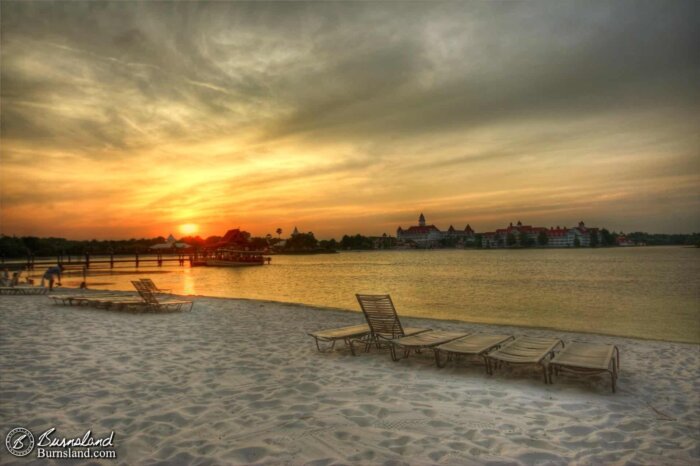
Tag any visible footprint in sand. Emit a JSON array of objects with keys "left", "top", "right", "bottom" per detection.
[{"left": 228, "top": 446, "right": 269, "bottom": 463}]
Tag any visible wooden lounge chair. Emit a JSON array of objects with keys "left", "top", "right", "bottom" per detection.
[
  {"left": 308, "top": 324, "right": 371, "bottom": 355},
  {"left": 50, "top": 292, "right": 131, "bottom": 305},
  {"left": 354, "top": 294, "right": 431, "bottom": 355},
  {"left": 434, "top": 334, "right": 515, "bottom": 370},
  {"left": 85, "top": 296, "right": 146, "bottom": 311},
  {"left": 131, "top": 281, "right": 193, "bottom": 312},
  {"left": 52, "top": 294, "right": 103, "bottom": 306},
  {"left": 549, "top": 342, "right": 620, "bottom": 392},
  {"left": 50, "top": 292, "right": 145, "bottom": 310},
  {"left": 486, "top": 336, "right": 564, "bottom": 384},
  {"left": 0, "top": 285, "right": 48, "bottom": 295},
  {"left": 0, "top": 270, "right": 47, "bottom": 295},
  {"left": 140, "top": 278, "right": 171, "bottom": 294},
  {"left": 389, "top": 330, "right": 469, "bottom": 362}
]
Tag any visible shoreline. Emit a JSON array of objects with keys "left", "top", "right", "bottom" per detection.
[
  {"left": 1, "top": 293, "right": 698, "bottom": 464},
  {"left": 195, "top": 295, "right": 700, "bottom": 347},
  {"left": 0, "top": 243, "right": 693, "bottom": 266},
  {"left": 51, "top": 287, "right": 700, "bottom": 346}
]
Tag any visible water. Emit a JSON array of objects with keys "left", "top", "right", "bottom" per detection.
[{"left": 41, "top": 247, "right": 700, "bottom": 343}]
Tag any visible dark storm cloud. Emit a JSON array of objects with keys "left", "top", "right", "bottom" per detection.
[{"left": 3, "top": 1, "right": 696, "bottom": 148}]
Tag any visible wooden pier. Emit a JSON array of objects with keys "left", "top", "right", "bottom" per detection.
[{"left": 16, "top": 253, "right": 195, "bottom": 270}]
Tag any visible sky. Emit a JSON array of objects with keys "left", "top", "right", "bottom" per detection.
[{"left": 1, "top": 1, "right": 698, "bottom": 240}]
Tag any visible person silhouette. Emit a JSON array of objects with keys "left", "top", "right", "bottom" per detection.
[{"left": 41, "top": 265, "right": 64, "bottom": 291}]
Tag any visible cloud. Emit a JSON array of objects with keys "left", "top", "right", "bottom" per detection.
[{"left": 1, "top": 0, "right": 698, "bottom": 238}]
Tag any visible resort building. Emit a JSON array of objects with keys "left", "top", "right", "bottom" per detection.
[
  {"left": 149, "top": 234, "right": 191, "bottom": 250},
  {"left": 481, "top": 221, "right": 601, "bottom": 248},
  {"left": 397, "top": 213, "right": 476, "bottom": 247},
  {"left": 616, "top": 235, "right": 637, "bottom": 247}
]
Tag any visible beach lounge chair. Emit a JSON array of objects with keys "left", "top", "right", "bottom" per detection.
[
  {"left": 50, "top": 292, "right": 129, "bottom": 305},
  {"left": 0, "top": 285, "right": 49, "bottom": 295},
  {"left": 51, "top": 293, "right": 104, "bottom": 306},
  {"left": 140, "top": 278, "right": 171, "bottom": 294},
  {"left": 549, "top": 342, "right": 620, "bottom": 392},
  {"left": 131, "top": 281, "right": 193, "bottom": 312},
  {"left": 486, "top": 336, "right": 564, "bottom": 384},
  {"left": 354, "top": 294, "right": 431, "bottom": 355},
  {"left": 434, "top": 334, "right": 515, "bottom": 370},
  {"left": 308, "top": 324, "right": 371, "bottom": 355},
  {"left": 389, "top": 330, "right": 469, "bottom": 362},
  {"left": 50, "top": 292, "right": 145, "bottom": 310}
]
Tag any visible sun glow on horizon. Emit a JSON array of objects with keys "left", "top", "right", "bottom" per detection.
[
  {"left": 179, "top": 223, "right": 199, "bottom": 235},
  {"left": 0, "top": 1, "right": 698, "bottom": 238}
]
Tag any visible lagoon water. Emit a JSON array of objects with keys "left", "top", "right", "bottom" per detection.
[{"left": 53, "top": 246, "right": 699, "bottom": 343}]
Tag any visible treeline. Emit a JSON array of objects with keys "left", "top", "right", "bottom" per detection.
[
  {"left": 339, "top": 234, "right": 374, "bottom": 250},
  {"left": 625, "top": 232, "right": 700, "bottom": 246},
  {"left": 0, "top": 234, "right": 247, "bottom": 258},
  {"left": 2, "top": 230, "right": 698, "bottom": 258},
  {"left": 0, "top": 235, "right": 177, "bottom": 258},
  {"left": 339, "top": 234, "right": 397, "bottom": 250},
  {"left": 0, "top": 231, "right": 337, "bottom": 258}
]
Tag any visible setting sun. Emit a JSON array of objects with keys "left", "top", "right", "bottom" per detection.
[{"left": 179, "top": 223, "right": 198, "bottom": 235}]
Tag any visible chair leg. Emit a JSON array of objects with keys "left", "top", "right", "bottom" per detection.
[
  {"left": 435, "top": 350, "right": 446, "bottom": 368},
  {"left": 314, "top": 339, "right": 337, "bottom": 353},
  {"left": 611, "top": 371, "right": 616, "bottom": 393},
  {"left": 348, "top": 339, "right": 357, "bottom": 356}
]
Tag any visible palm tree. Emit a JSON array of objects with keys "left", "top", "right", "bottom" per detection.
[{"left": 276, "top": 228, "right": 282, "bottom": 239}]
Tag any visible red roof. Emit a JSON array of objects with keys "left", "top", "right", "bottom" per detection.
[
  {"left": 403, "top": 225, "right": 440, "bottom": 234},
  {"left": 547, "top": 227, "right": 569, "bottom": 237}
]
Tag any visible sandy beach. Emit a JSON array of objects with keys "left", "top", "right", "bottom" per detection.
[{"left": 1, "top": 292, "right": 698, "bottom": 465}]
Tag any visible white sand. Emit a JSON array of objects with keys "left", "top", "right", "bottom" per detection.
[{"left": 1, "top": 292, "right": 698, "bottom": 465}]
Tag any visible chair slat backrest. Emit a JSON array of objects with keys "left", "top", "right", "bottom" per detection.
[
  {"left": 131, "top": 280, "right": 159, "bottom": 305},
  {"left": 355, "top": 294, "right": 405, "bottom": 339},
  {"left": 140, "top": 278, "right": 158, "bottom": 293}
]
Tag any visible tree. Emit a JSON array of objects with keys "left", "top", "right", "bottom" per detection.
[
  {"left": 519, "top": 232, "right": 533, "bottom": 247},
  {"left": 475, "top": 234, "right": 483, "bottom": 248},
  {"left": 205, "top": 235, "right": 222, "bottom": 245},
  {"left": 537, "top": 231, "right": 548, "bottom": 246},
  {"left": 439, "top": 237, "right": 459, "bottom": 248},
  {"left": 340, "top": 234, "right": 374, "bottom": 250},
  {"left": 506, "top": 233, "right": 517, "bottom": 247},
  {"left": 179, "top": 235, "right": 205, "bottom": 247},
  {"left": 319, "top": 238, "right": 338, "bottom": 250},
  {"left": 589, "top": 231, "right": 599, "bottom": 247},
  {"left": 248, "top": 237, "right": 269, "bottom": 251},
  {"left": 600, "top": 229, "right": 615, "bottom": 246},
  {"left": 285, "top": 232, "right": 318, "bottom": 251},
  {"left": 276, "top": 228, "right": 282, "bottom": 239},
  {"left": 574, "top": 237, "right": 581, "bottom": 247}
]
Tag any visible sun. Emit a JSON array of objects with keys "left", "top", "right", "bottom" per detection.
[{"left": 179, "top": 223, "right": 199, "bottom": 235}]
